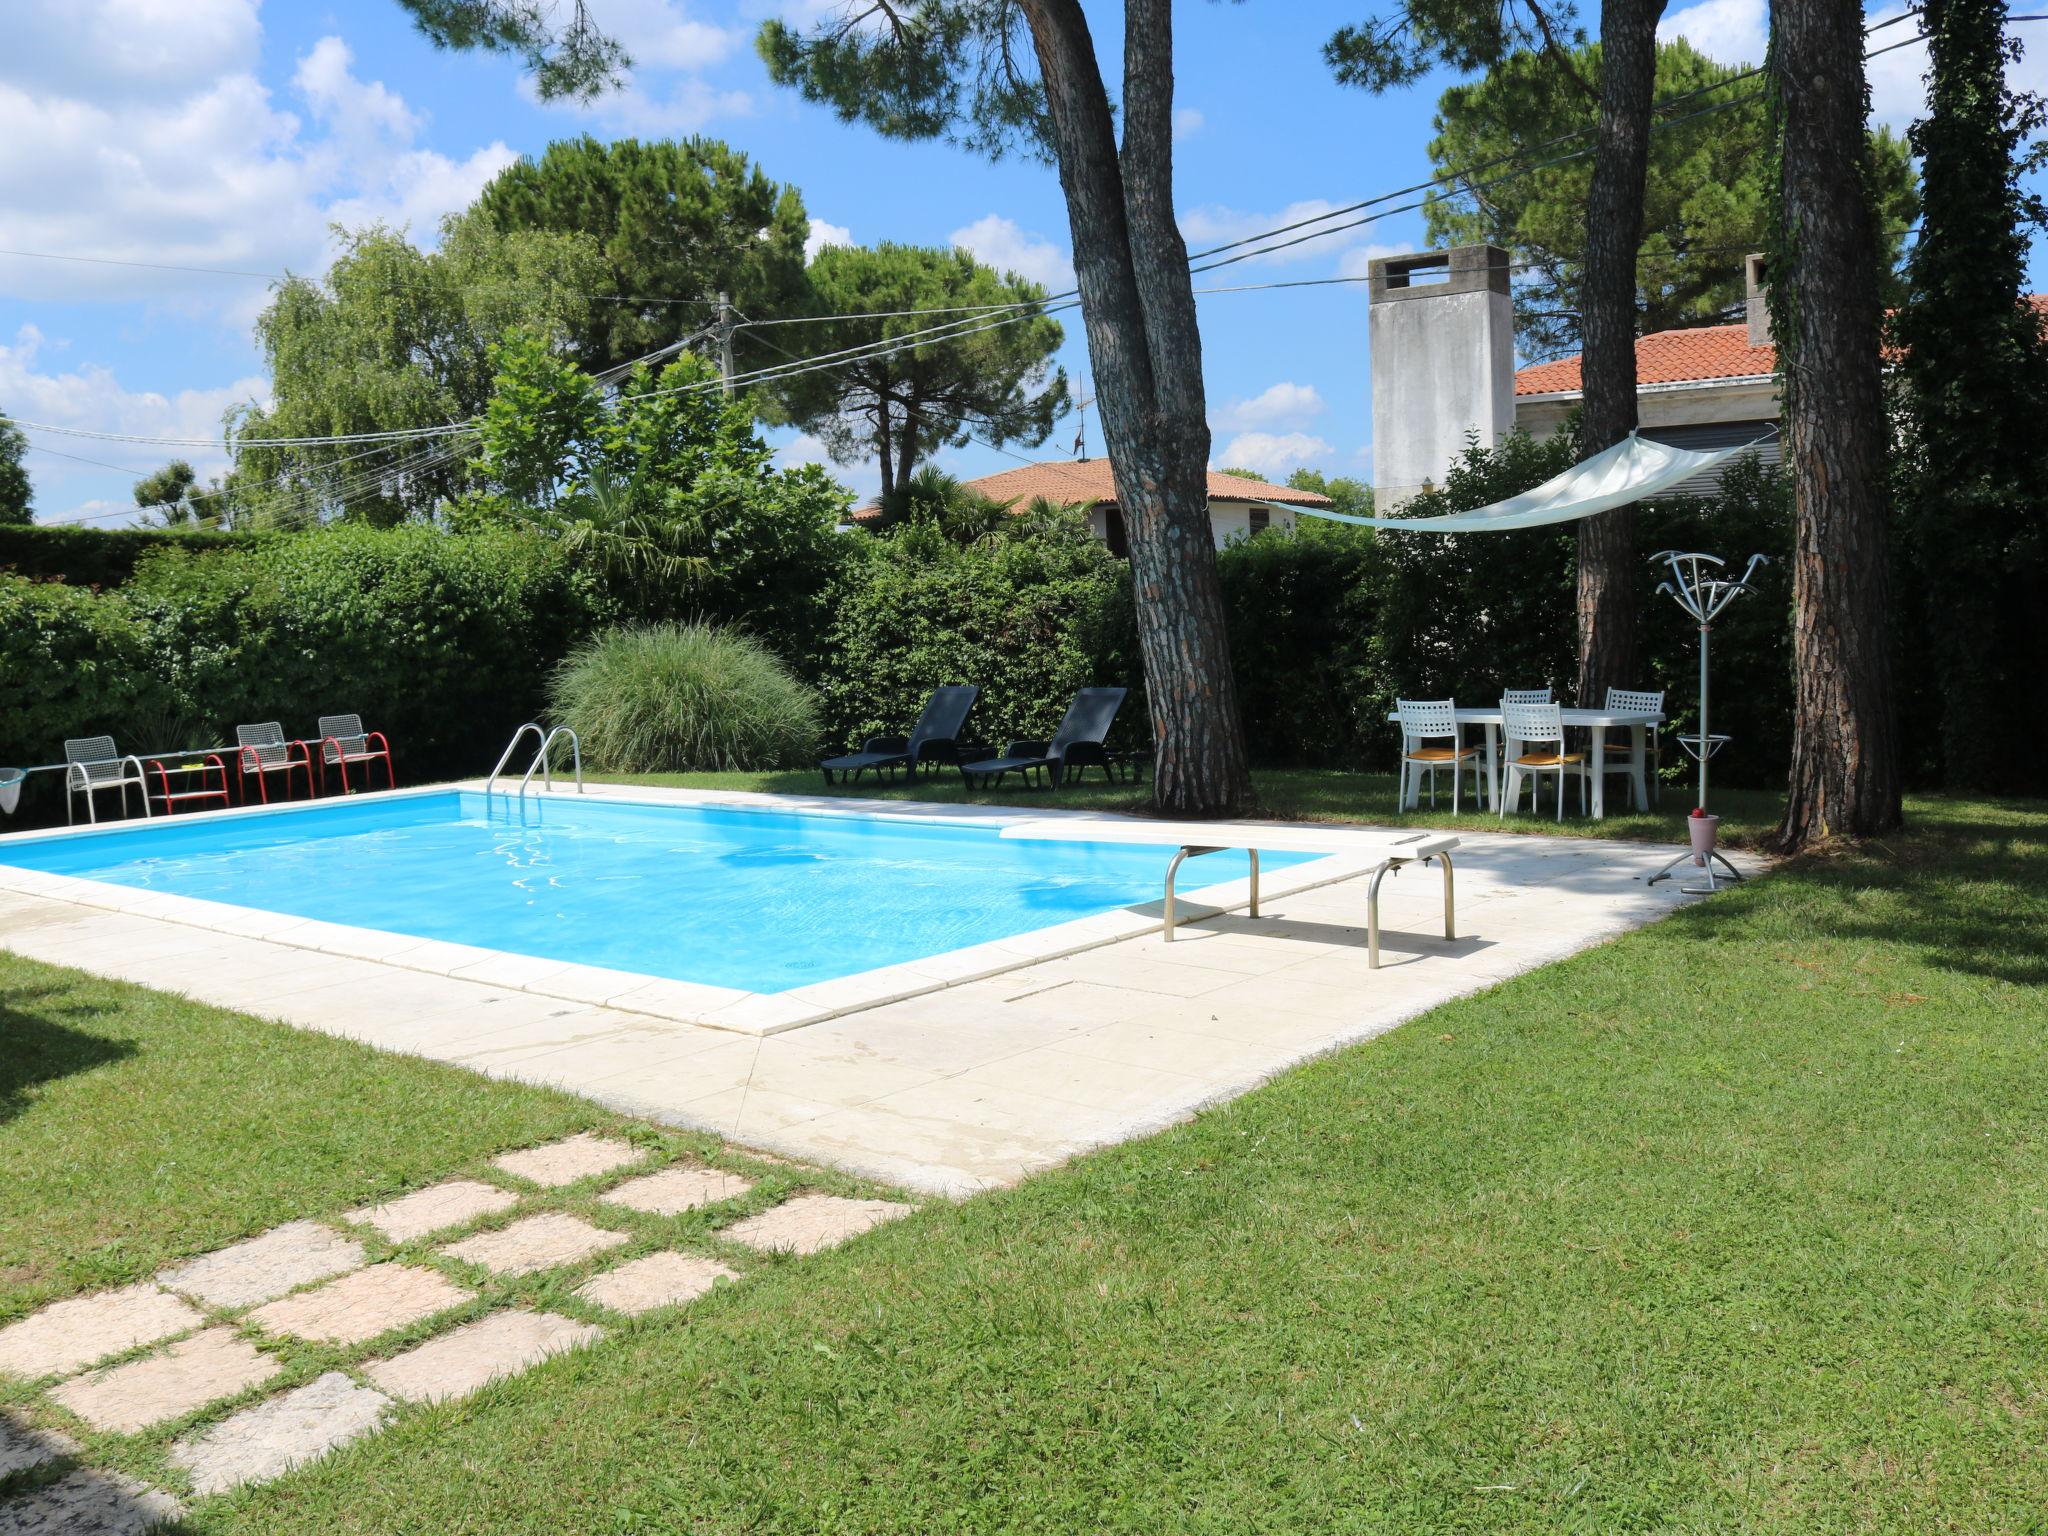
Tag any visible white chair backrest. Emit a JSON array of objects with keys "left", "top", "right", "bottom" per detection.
[
  {"left": 64, "top": 736, "right": 123, "bottom": 785},
  {"left": 1502, "top": 698, "right": 1564, "bottom": 745},
  {"left": 1605, "top": 687, "right": 1664, "bottom": 715},
  {"left": 318, "top": 714, "right": 367, "bottom": 763},
  {"left": 1503, "top": 687, "right": 1552, "bottom": 705},
  {"left": 1395, "top": 698, "right": 1459, "bottom": 744},
  {"left": 237, "top": 722, "right": 290, "bottom": 770}
]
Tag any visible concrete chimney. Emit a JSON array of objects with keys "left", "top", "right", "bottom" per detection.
[
  {"left": 1368, "top": 244, "right": 1515, "bottom": 510},
  {"left": 1744, "top": 252, "right": 1772, "bottom": 347}
]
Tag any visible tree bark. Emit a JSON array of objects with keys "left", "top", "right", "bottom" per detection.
[
  {"left": 1572, "top": 0, "right": 1663, "bottom": 706},
  {"left": 1022, "top": 0, "right": 1253, "bottom": 816},
  {"left": 1767, "top": 0, "right": 1903, "bottom": 849}
]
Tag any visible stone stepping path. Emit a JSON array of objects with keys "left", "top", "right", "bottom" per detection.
[
  {"left": 492, "top": 1132, "right": 645, "bottom": 1187},
  {"left": 49, "top": 1327, "right": 280, "bottom": 1434},
  {"left": 365, "top": 1310, "right": 602, "bottom": 1405},
  {"left": 0, "top": 1467, "right": 182, "bottom": 1535},
  {"left": 722, "top": 1195, "right": 915, "bottom": 1256},
  {"left": 0, "top": 1283, "right": 203, "bottom": 1381},
  {"left": 601, "top": 1165, "right": 754, "bottom": 1216},
  {"left": 171, "top": 1372, "right": 391, "bottom": 1496},
  {"left": 441, "top": 1213, "right": 631, "bottom": 1277},
  {"left": 0, "top": 1131, "right": 918, "bottom": 1515},
  {"left": 0, "top": 1410, "right": 77, "bottom": 1478},
  {"left": 576, "top": 1253, "right": 738, "bottom": 1317},
  {"left": 346, "top": 1178, "right": 520, "bottom": 1242},
  {"left": 159, "top": 1220, "right": 366, "bottom": 1309},
  {"left": 247, "top": 1264, "right": 473, "bottom": 1345}
]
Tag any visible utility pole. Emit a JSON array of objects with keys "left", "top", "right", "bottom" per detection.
[{"left": 713, "top": 291, "right": 736, "bottom": 393}]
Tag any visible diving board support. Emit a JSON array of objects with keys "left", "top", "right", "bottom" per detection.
[{"left": 1163, "top": 847, "right": 1259, "bottom": 941}]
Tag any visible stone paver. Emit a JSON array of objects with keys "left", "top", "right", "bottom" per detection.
[
  {"left": 721, "top": 1195, "right": 915, "bottom": 1256},
  {"left": 0, "top": 1468, "right": 182, "bottom": 1535},
  {"left": 158, "top": 1221, "right": 366, "bottom": 1310},
  {"left": 440, "top": 1213, "right": 630, "bottom": 1277},
  {"left": 363, "top": 1311, "right": 602, "bottom": 1404},
  {"left": 492, "top": 1133, "right": 645, "bottom": 1187},
  {"left": 48, "top": 1328, "right": 280, "bottom": 1435},
  {"left": 599, "top": 1165, "right": 754, "bottom": 1217},
  {"left": 246, "top": 1264, "right": 474, "bottom": 1345},
  {"left": 0, "top": 1284, "right": 203, "bottom": 1381},
  {"left": 0, "top": 1410, "right": 77, "bottom": 1478},
  {"left": 170, "top": 1372, "right": 391, "bottom": 1495},
  {"left": 574, "top": 1253, "right": 740, "bottom": 1317},
  {"left": 344, "top": 1178, "right": 521, "bottom": 1242}
]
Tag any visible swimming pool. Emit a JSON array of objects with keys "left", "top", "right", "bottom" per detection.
[{"left": 0, "top": 790, "right": 1309, "bottom": 995}]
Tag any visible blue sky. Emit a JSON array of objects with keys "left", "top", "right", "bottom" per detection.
[{"left": 3, "top": 0, "right": 2040, "bottom": 524}]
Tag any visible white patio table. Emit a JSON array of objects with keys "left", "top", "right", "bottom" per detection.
[{"left": 1385, "top": 706, "right": 1665, "bottom": 818}]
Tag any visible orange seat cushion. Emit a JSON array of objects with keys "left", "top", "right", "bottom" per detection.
[
  {"left": 1405, "top": 746, "right": 1477, "bottom": 762},
  {"left": 1514, "top": 751, "right": 1585, "bottom": 767}
]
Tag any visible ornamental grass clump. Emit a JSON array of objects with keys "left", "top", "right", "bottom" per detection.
[{"left": 550, "top": 622, "right": 820, "bottom": 772}]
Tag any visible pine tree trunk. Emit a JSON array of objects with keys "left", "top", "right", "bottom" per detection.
[
  {"left": 1023, "top": 0, "right": 1253, "bottom": 816},
  {"left": 1573, "top": 0, "right": 1662, "bottom": 706},
  {"left": 1767, "top": 0, "right": 1904, "bottom": 849}
]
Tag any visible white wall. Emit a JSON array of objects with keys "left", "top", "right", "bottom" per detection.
[{"left": 1085, "top": 499, "right": 1299, "bottom": 551}]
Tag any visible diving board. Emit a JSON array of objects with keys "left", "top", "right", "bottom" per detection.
[{"left": 999, "top": 820, "right": 1459, "bottom": 967}]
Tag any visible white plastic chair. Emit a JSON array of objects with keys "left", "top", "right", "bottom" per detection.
[
  {"left": 1503, "top": 687, "right": 1552, "bottom": 705},
  {"left": 63, "top": 736, "right": 151, "bottom": 825},
  {"left": 1602, "top": 687, "right": 1665, "bottom": 809},
  {"left": 1499, "top": 700, "right": 1587, "bottom": 821},
  {"left": 1395, "top": 699, "right": 1481, "bottom": 812}
]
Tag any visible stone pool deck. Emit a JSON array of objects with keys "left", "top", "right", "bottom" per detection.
[{"left": 0, "top": 788, "right": 1761, "bottom": 1197}]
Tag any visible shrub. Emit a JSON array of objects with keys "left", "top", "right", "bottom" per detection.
[
  {"left": 124, "top": 525, "right": 610, "bottom": 782},
  {"left": 0, "top": 524, "right": 264, "bottom": 587},
  {"left": 818, "top": 522, "right": 1141, "bottom": 754},
  {"left": 549, "top": 622, "right": 821, "bottom": 772}
]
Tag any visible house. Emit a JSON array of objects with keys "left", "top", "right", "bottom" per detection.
[
  {"left": 849, "top": 459, "right": 1332, "bottom": 552},
  {"left": 1362, "top": 245, "right": 2048, "bottom": 504}
]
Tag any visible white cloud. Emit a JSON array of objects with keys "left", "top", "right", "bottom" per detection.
[
  {"left": 1182, "top": 200, "right": 1419, "bottom": 271},
  {"left": 2, "top": 323, "right": 268, "bottom": 521},
  {"left": 950, "top": 215, "right": 1076, "bottom": 291},
  {"left": 544, "top": 74, "right": 753, "bottom": 136},
  {"left": 775, "top": 430, "right": 877, "bottom": 506},
  {"left": 0, "top": 13, "right": 525, "bottom": 317},
  {"left": 1173, "top": 107, "right": 1204, "bottom": 142},
  {"left": 1212, "top": 431, "right": 1335, "bottom": 479},
  {"left": 1657, "top": 0, "right": 1766, "bottom": 68},
  {"left": 601, "top": 0, "right": 743, "bottom": 70},
  {"left": 805, "top": 218, "right": 854, "bottom": 262},
  {"left": 1336, "top": 242, "right": 1415, "bottom": 280},
  {"left": 1212, "top": 382, "right": 1325, "bottom": 433}
]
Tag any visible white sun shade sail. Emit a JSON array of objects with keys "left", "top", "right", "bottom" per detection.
[{"left": 1280, "top": 431, "right": 1767, "bottom": 534}]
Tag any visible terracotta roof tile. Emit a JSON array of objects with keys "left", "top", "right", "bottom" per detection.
[
  {"left": 1515, "top": 323, "right": 1775, "bottom": 396},
  {"left": 851, "top": 460, "right": 1330, "bottom": 521},
  {"left": 1517, "top": 297, "right": 2048, "bottom": 397}
]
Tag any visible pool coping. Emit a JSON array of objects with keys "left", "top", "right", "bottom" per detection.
[{"left": 0, "top": 780, "right": 1398, "bottom": 1038}]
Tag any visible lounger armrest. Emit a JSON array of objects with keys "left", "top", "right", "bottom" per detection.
[
  {"left": 1003, "top": 740, "right": 1051, "bottom": 760},
  {"left": 911, "top": 735, "right": 959, "bottom": 764},
  {"left": 860, "top": 735, "right": 910, "bottom": 755},
  {"left": 1059, "top": 740, "right": 1112, "bottom": 769}
]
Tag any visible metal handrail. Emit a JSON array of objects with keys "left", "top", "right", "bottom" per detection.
[
  {"left": 486, "top": 723, "right": 548, "bottom": 796},
  {"left": 516, "top": 726, "right": 583, "bottom": 798}
]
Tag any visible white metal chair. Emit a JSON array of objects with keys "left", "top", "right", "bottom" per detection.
[
  {"left": 1602, "top": 687, "right": 1665, "bottom": 809},
  {"left": 1503, "top": 687, "right": 1552, "bottom": 705},
  {"left": 1395, "top": 699, "right": 1482, "bottom": 812},
  {"left": 1499, "top": 699, "right": 1587, "bottom": 821},
  {"left": 63, "top": 736, "right": 151, "bottom": 825}
]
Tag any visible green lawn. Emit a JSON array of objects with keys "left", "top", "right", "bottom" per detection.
[
  {"left": 603, "top": 764, "right": 1791, "bottom": 848},
  {"left": 3, "top": 794, "right": 2045, "bottom": 1531}
]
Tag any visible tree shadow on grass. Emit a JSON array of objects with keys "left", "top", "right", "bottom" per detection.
[{"left": 0, "top": 986, "right": 139, "bottom": 1128}]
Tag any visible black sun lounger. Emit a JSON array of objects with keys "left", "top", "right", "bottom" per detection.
[
  {"left": 960, "top": 686, "right": 1127, "bottom": 790},
  {"left": 820, "top": 685, "right": 981, "bottom": 785}
]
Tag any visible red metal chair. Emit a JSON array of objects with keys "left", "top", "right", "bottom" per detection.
[
  {"left": 145, "top": 754, "right": 231, "bottom": 815},
  {"left": 235, "top": 722, "right": 317, "bottom": 804},
  {"left": 316, "top": 714, "right": 395, "bottom": 792}
]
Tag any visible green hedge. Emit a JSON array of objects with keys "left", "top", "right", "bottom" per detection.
[
  {"left": 818, "top": 524, "right": 1141, "bottom": 754},
  {"left": 0, "top": 528, "right": 609, "bottom": 823},
  {"left": 0, "top": 524, "right": 263, "bottom": 588}
]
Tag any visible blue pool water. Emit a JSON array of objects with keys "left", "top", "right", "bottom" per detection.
[{"left": 0, "top": 791, "right": 1308, "bottom": 994}]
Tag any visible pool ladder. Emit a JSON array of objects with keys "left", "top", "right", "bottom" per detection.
[{"left": 487, "top": 723, "right": 584, "bottom": 799}]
